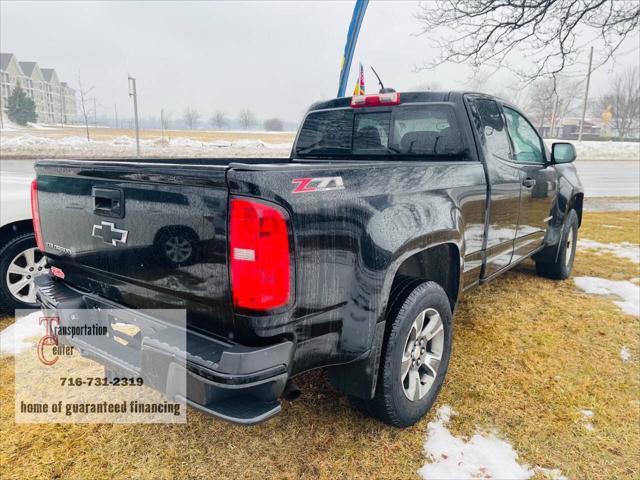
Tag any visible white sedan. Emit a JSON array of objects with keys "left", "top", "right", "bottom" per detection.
[{"left": 0, "top": 162, "right": 48, "bottom": 308}]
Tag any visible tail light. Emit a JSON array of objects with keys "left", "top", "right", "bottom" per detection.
[
  {"left": 351, "top": 92, "right": 401, "bottom": 108},
  {"left": 229, "top": 197, "right": 292, "bottom": 310},
  {"left": 30, "top": 179, "right": 45, "bottom": 251}
]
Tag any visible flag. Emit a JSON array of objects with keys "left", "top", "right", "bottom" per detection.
[{"left": 353, "top": 63, "right": 365, "bottom": 96}]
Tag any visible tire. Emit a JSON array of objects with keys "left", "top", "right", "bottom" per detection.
[
  {"left": 0, "top": 232, "right": 48, "bottom": 310},
  {"left": 365, "top": 281, "right": 453, "bottom": 427},
  {"left": 536, "top": 209, "right": 578, "bottom": 280}
]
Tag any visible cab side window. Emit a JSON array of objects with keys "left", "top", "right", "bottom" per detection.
[
  {"left": 504, "top": 107, "right": 545, "bottom": 164},
  {"left": 471, "top": 98, "right": 511, "bottom": 161}
]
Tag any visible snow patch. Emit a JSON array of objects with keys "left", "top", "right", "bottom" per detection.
[
  {"left": 169, "top": 137, "right": 203, "bottom": 148},
  {"left": 417, "top": 406, "right": 535, "bottom": 480},
  {"left": 578, "top": 239, "right": 640, "bottom": 264},
  {"left": 574, "top": 276, "right": 640, "bottom": 317},
  {"left": 536, "top": 467, "right": 569, "bottom": 480},
  {"left": 0, "top": 312, "right": 45, "bottom": 356},
  {"left": 579, "top": 409, "right": 595, "bottom": 432},
  {"left": 111, "top": 135, "right": 136, "bottom": 145},
  {"left": 620, "top": 346, "right": 632, "bottom": 362}
]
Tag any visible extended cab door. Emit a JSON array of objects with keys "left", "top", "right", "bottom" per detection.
[
  {"left": 502, "top": 105, "right": 557, "bottom": 261},
  {"left": 466, "top": 96, "right": 521, "bottom": 278}
]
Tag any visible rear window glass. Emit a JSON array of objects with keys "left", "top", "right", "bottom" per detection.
[{"left": 295, "top": 104, "right": 466, "bottom": 158}]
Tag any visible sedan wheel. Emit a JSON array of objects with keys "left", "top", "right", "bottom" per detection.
[
  {"left": 0, "top": 232, "right": 49, "bottom": 309},
  {"left": 6, "top": 247, "right": 48, "bottom": 305},
  {"left": 164, "top": 235, "right": 193, "bottom": 264}
]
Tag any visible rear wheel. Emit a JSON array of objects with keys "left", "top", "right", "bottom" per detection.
[
  {"left": 0, "top": 233, "right": 48, "bottom": 309},
  {"left": 536, "top": 209, "right": 578, "bottom": 280},
  {"left": 365, "top": 281, "right": 453, "bottom": 427}
]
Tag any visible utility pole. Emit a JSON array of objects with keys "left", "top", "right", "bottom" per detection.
[
  {"left": 578, "top": 46, "right": 594, "bottom": 141},
  {"left": 128, "top": 75, "right": 140, "bottom": 156},
  {"left": 61, "top": 90, "right": 67, "bottom": 126},
  {"left": 114, "top": 103, "right": 119, "bottom": 129},
  {"left": 160, "top": 108, "right": 165, "bottom": 142},
  {"left": 93, "top": 97, "right": 97, "bottom": 126},
  {"left": 550, "top": 94, "right": 559, "bottom": 138}
]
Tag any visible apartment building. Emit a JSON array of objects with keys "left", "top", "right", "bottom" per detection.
[{"left": 0, "top": 53, "right": 77, "bottom": 124}]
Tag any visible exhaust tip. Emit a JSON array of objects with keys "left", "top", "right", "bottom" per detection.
[{"left": 282, "top": 381, "right": 301, "bottom": 402}]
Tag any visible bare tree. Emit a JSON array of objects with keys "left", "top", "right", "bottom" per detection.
[
  {"left": 210, "top": 110, "right": 228, "bottom": 130},
  {"left": 161, "top": 109, "right": 172, "bottom": 131},
  {"left": 415, "top": 1, "right": 640, "bottom": 81},
  {"left": 413, "top": 82, "right": 441, "bottom": 91},
  {"left": 526, "top": 79, "right": 556, "bottom": 129},
  {"left": 263, "top": 118, "right": 284, "bottom": 132},
  {"left": 183, "top": 107, "right": 200, "bottom": 130},
  {"left": 238, "top": 109, "right": 255, "bottom": 130},
  {"left": 77, "top": 72, "right": 93, "bottom": 141},
  {"left": 596, "top": 68, "right": 640, "bottom": 138}
]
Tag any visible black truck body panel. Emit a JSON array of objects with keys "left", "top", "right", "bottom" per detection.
[{"left": 33, "top": 91, "right": 583, "bottom": 424}]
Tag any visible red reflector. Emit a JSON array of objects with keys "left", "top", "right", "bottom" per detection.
[
  {"left": 351, "top": 92, "right": 401, "bottom": 108},
  {"left": 30, "top": 179, "right": 45, "bottom": 251},
  {"left": 51, "top": 266, "right": 65, "bottom": 279},
  {"left": 229, "top": 198, "right": 291, "bottom": 310}
]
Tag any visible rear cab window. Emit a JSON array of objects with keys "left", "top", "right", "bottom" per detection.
[{"left": 295, "top": 103, "right": 469, "bottom": 160}]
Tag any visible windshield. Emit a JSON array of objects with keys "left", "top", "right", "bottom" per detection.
[{"left": 295, "top": 104, "right": 466, "bottom": 159}]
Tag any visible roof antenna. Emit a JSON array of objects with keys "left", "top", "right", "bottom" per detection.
[{"left": 370, "top": 66, "right": 395, "bottom": 93}]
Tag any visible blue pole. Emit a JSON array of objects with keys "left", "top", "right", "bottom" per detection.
[{"left": 337, "top": 0, "right": 369, "bottom": 98}]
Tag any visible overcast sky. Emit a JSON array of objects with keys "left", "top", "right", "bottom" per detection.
[{"left": 2, "top": 1, "right": 638, "bottom": 126}]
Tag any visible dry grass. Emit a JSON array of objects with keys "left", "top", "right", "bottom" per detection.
[{"left": 1, "top": 211, "right": 638, "bottom": 479}]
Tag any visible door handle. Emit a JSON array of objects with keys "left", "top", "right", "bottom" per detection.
[
  {"left": 522, "top": 178, "right": 536, "bottom": 188},
  {"left": 93, "top": 187, "right": 124, "bottom": 218}
]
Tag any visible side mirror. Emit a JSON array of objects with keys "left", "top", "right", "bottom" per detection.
[{"left": 551, "top": 142, "right": 576, "bottom": 164}]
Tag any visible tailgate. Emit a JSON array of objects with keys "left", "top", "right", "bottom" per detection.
[{"left": 34, "top": 159, "right": 233, "bottom": 336}]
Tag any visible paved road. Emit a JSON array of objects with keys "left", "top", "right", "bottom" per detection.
[
  {"left": 1, "top": 158, "right": 639, "bottom": 198},
  {"left": 575, "top": 160, "right": 640, "bottom": 197}
]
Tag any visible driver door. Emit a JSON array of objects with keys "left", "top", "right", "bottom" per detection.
[{"left": 502, "top": 105, "right": 557, "bottom": 261}]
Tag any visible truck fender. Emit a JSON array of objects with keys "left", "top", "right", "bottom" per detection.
[{"left": 379, "top": 230, "right": 464, "bottom": 320}]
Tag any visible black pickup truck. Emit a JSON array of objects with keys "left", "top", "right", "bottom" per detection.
[{"left": 32, "top": 91, "right": 583, "bottom": 427}]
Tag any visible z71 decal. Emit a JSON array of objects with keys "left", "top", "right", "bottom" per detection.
[{"left": 292, "top": 176, "right": 345, "bottom": 194}]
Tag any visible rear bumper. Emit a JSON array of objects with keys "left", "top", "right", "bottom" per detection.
[{"left": 34, "top": 275, "right": 293, "bottom": 425}]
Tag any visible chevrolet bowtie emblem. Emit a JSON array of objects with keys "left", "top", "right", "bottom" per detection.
[{"left": 92, "top": 221, "right": 129, "bottom": 246}]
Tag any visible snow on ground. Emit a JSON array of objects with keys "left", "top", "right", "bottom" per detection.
[
  {"left": 578, "top": 239, "right": 640, "bottom": 263},
  {"left": 579, "top": 409, "right": 595, "bottom": 432},
  {"left": 574, "top": 277, "right": 640, "bottom": 317},
  {"left": 543, "top": 139, "right": 640, "bottom": 161},
  {"left": 1, "top": 127, "right": 639, "bottom": 159},
  {"left": 0, "top": 311, "right": 45, "bottom": 356},
  {"left": 417, "top": 405, "right": 566, "bottom": 480},
  {"left": 620, "top": 346, "right": 632, "bottom": 362},
  {"left": 0, "top": 133, "right": 293, "bottom": 158}
]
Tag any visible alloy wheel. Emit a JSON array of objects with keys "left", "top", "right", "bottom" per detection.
[
  {"left": 401, "top": 307, "right": 445, "bottom": 401},
  {"left": 6, "top": 247, "right": 48, "bottom": 304}
]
